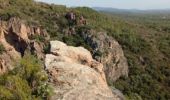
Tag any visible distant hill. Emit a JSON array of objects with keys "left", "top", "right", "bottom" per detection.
[
  {"left": 93, "top": 7, "right": 140, "bottom": 13},
  {"left": 93, "top": 7, "right": 170, "bottom": 15}
]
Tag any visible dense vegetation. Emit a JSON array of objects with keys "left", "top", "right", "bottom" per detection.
[
  {"left": 102, "top": 10, "right": 170, "bottom": 100},
  {"left": 0, "top": 0, "right": 169, "bottom": 100},
  {"left": 0, "top": 54, "right": 52, "bottom": 100}
]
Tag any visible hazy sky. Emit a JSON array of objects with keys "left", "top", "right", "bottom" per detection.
[{"left": 36, "top": 0, "right": 170, "bottom": 10}]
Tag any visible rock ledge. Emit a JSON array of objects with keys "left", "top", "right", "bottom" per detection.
[{"left": 45, "top": 40, "right": 121, "bottom": 100}]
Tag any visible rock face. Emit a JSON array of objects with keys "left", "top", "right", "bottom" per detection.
[
  {"left": 0, "top": 17, "right": 49, "bottom": 74},
  {"left": 45, "top": 41, "right": 121, "bottom": 100},
  {"left": 80, "top": 31, "right": 128, "bottom": 82}
]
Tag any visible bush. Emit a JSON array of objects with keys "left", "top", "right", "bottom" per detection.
[
  {"left": 0, "top": 75, "right": 32, "bottom": 100},
  {"left": 0, "top": 44, "right": 5, "bottom": 54},
  {"left": 58, "top": 17, "right": 69, "bottom": 28},
  {"left": 158, "top": 35, "right": 170, "bottom": 58},
  {"left": 94, "top": 50, "right": 102, "bottom": 57},
  {"left": 126, "top": 93, "right": 143, "bottom": 100},
  {"left": 0, "top": 54, "right": 53, "bottom": 100},
  {"left": 32, "top": 35, "right": 45, "bottom": 43},
  {"left": 43, "top": 43, "right": 50, "bottom": 54}
]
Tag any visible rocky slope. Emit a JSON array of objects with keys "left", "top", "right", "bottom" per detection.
[
  {"left": 0, "top": 17, "right": 49, "bottom": 74},
  {"left": 45, "top": 40, "right": 121, "bottom": 100},
  {"left": 0, "top": 17, "right": 128, "bottom": 82},
  {"left": 0, "top": 17, "right": 128, "bottom": 99},
  {"left": 80, "top": 30, "right": 128, "bottom": 82}
]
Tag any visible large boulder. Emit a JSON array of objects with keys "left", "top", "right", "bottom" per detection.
[
  {"left": 80, "top": 31, "right": 128, "bottom": 82},
  {"left": 45, "top": 41, "right": 121, "bottom": 100}
]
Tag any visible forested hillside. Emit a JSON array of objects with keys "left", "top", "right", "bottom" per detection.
[
  {"left": 0, "top": 0, "right": 169, "bottom": 100},
  {"left": 97, "top": 8, "right": 170, "bottom": 100}
]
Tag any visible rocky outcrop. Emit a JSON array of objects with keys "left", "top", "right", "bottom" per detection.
[
  {"left": 45, "top": 41, "right": 121, "bottom": 100},
  {"left": 0, "top": 17, "right": 128, "bottom": 99},
  {"left": 0, "top": 17, "right": 49, "bottom": 73},
  {"left": 80, "top": 30, "right": 128, "bottom": 82}
]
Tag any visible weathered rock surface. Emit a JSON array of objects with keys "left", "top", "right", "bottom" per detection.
[
  {"left": 0, "top": 17, "right": 49, "bottom": 73},
  {"left": 45, "top": 41, "right": 121, "bottom": 100},
  {"left": 80, "top": 31, "right": 128, "bottom": 82}
]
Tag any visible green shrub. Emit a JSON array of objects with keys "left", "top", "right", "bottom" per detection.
[
  {"left": 32, "top": 35, "right": 45, "bottom": 43},
  {"left": 158, "top": 35, "right": 170, "bottom": 58},
  {"left": 58, "top": 17, "right": 69, "bottom": 28},
  {"left": 0, "top": 54, "right": 52, "bottom": 100},
  {"left": 0, "top": 44, "right": 5, "bottom": 54},
  {"left": 94, "top": 50, "right": 102, "bottom": 57},
  {"left": 0, "top": 75, "right": 32, "bottom": 100},
  {"left": 0, "top": 85, "right": 15, "bottom": 100},
  {"left": 43, "top": 43, "right": 50, "bottom": 54},
  {"left": 37, "top": 83, "right": 53, "bottom": 99},
  {"left": 126, "top": 93, "right": 143, "bottom": 100}
]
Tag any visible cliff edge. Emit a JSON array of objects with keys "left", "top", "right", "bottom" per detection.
[{"left": 45, "top": 41, "right": 121, "bottom": 100}]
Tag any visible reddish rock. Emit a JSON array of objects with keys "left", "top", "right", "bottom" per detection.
[{"left": 0, "top": 17, "right": 49, "bottom": 74}]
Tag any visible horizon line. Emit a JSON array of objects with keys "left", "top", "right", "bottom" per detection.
[{"left": 35, "top": 0, "right": 170, "bottom": 11}]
